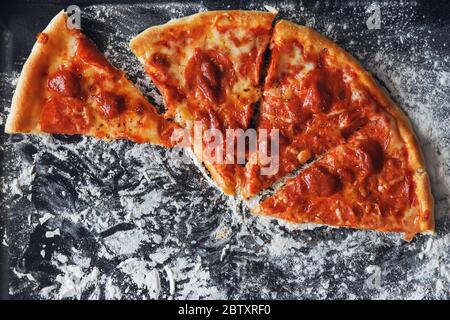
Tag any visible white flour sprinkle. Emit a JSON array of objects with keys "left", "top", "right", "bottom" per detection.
[
  {"left": 39, "top": 213, "right": 54, "bottom": 225},
  {"left": 45, "top": 229, "right": 61, "bottom": 238},
  {"left": 103, "top": 228, "right": 149, "bottom": 256},
  {"left": 164, "top": 266, "right": 176, "bottom": 297}
]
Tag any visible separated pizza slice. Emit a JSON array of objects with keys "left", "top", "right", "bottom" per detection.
[
  {"left": 130, "top": 10, "right": 275, "bottom": 195},
  {"left": 242, "top": 20, "right": 417, "bottom": 198},
  {"left": 5, "top": 10, "right": 178, "bottom": 147},
  {"left": 254, "top": 113, "right": 434, "bottom": 240}
]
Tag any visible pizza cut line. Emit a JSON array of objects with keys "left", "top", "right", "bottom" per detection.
[
  {"left": 130, "top": 10, "right": 276, "bottom": 195},
  {"left": 244, "top": 21, "right": 434, "bottom": 239},
  {"left": 5, "top": 10, "right": 434, "bottom": 239},
  {"left": 254, "top": 115, "right": 433, "bottom": 240}
]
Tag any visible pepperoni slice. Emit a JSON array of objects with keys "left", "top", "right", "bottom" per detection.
[
  {"left": 300, "top": 68, "right": 349, "bottom": 113},
  {"left": 95, "top": 92, "right": 125, "bottom": 119},
  {"left": 40, "top": 97, "right": 92, "bottom": 134},
  {"left": 75, "top": 34, "right": 114, "bottom": 71},
  {"left": 185, "top": 49, "right": 235, "bottom": 104},
  {"left": 301, "top": 166, "right": 341, "bottom": 197},
  {"left": 354, "top": 140, "right": 384, "bottom": 174},
  {"left": 48, "top": 70, "right": 81, "bottom": 97}
]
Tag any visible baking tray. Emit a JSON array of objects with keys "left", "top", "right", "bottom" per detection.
[{"left": 1, "top": 0, "right": 450, "bottom": 300}]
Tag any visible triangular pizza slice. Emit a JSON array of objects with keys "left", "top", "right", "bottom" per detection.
[
  {"left": 243, "top": 20, "right": 410, "bottom": 198},
  {"left": 130, "top": 11, "right": 275, "bottom": 195},
  {"left": 254, "top": 114, "right": 434, "bottom": 239},
  {"left": 5, "top": 10, "right": 178, "bottom": 147}
]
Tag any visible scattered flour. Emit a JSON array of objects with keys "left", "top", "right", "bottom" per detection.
[
  {"left": 103, "top": 228, "right": 149, "bottom": 256},
  {"left": 45, "top": 229, "right": 61, "bottom": 238}
]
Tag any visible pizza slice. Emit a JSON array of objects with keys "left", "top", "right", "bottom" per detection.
[
  {"left": 253, "top": 113, "right": 434, "bottom": 240},
  {"left": 243, "top": 20, "right": 404, "bottom": 198},
  {"left": 5, "top": 10, "right": 178, "bottom": 147},
  {"left": 130, "top": 10, "right": 275, "bottom": 195}
]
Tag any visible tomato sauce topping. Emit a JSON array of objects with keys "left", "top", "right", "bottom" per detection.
[
  {"left": 299, "top": 68, "right": 349, "bottom": 113},
  {"left": 355, "top": 140, "right": 384, "bottom": 173},
  {"left": 246, "top": 41, "right": 384, "bottom": 197},
  {"left": 95, "top": 92, "right": 125, "bottom": 119},
  {"left": 184, "top": 47, "right": 252, "bottom": 156},
  {"left": 38, "top": 28, "right": 182, "bottom": 148},
  {"left": 301, "top": 166, "right": 341, "bottom": 196},
  {"left": 40, "top": 97, "right": 92, "bottom": 134},
  {"left": 48, "top": 70, "right": 81, "bottom": 97},
  {"left": 259, "top": 122, "right": 418, "bottom": 233},
  {"left": 185, "top": 48, "right": 235, "bottom": 104},
  {"left": 75, "top": 34, "right": 115, "bottom": 72},
  {"left": 239, "top": 47, "right": 259, "bottom": 82},
  {"left": 147, "top": 54, "right": 185, "bottom": 108}
]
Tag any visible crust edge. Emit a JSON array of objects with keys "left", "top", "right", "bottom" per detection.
[
  {"left": 5, "top": 10, "right": 68, "bottom": 134},
  {"left": 130, "top": 10, "right": 276, "bottom": 56}
]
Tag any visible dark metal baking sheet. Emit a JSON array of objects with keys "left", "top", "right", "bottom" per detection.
[{"left": 1, "top": 0, "right": 450, "bottom": 300}]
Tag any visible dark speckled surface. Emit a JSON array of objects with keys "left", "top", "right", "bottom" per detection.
[{"left": 1, "top": 0, "right": 450, "bottom": 300}]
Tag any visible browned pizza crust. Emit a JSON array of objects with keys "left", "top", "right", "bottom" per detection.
[
  {"left": 262, "top": 20, "right": 434, "bottom": 234},
  {"left": 5, "top": 10, "right": 69, "bottom": 133},
  {"left": 130, "top": 10, "right": 276, "bottom": 58}
]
